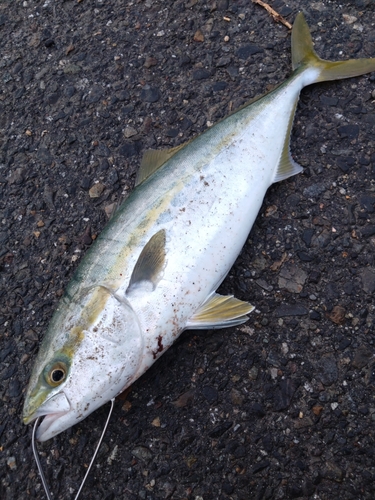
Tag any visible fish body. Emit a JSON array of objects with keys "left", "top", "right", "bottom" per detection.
[{"left": 23, "top": 14, "right": 375, "bottom": 441}]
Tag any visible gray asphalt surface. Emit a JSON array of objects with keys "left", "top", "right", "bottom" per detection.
[{"left": 1, "top": 1, "right": 375, "bottom": 499}]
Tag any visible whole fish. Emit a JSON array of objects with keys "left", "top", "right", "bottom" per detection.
[{"left": 23, "top": 13, "right": 375, "bottom": 441}]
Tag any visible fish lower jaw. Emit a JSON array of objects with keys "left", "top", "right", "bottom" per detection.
[{"left": 35, "top": 412, "right": 70, "bottom": 442}]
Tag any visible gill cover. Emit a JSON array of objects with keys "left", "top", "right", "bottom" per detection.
[{"left": 23, "top": 285, "right": 144, "bottom": 441}]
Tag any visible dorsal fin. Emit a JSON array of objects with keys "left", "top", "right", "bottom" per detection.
[
  {"left": 126, "top": 229, "right": 166, "bottom": 294},
  {"left": 135, "top": 142, "right": 190, "bottom": 186},
  {"left": 186, "top": 293, "right": 254, "bottom": 330}
]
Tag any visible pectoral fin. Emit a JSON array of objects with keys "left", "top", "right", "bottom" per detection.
[
  {"left": 186, "top": 293, "right": 254, "bottom": 329},
  {"left": 126, "top": 229, "right": 166, "bottom": 294}
]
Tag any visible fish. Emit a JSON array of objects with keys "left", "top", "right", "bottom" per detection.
[{"left": 23, "top": 13, "right": 375, "bottom": 442}]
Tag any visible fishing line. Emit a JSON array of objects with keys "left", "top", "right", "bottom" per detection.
[
  {"left": 32, "top": 398, "right": 115, "bottom": 500},
  {"left": 32, "top": 419, "right": 53, "bottom": 500}
]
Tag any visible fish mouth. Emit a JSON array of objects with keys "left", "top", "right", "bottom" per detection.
[
  {"left": 34, "top": 411, "right": 70, "bottom": 441},
  {"left": 23, "top": 391, "right": 71, "bottom": 441}
]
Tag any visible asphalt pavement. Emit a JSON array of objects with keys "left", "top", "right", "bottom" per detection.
[{"left": 1, "top": 1, "right": 375, "bottom": 499}]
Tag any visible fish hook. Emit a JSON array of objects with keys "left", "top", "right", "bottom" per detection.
[{"left": 32, "top": 398, "right": 115, "bottom": 500}]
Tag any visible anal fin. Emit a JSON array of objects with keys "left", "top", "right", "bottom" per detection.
[
  {"left": 186, "top": 293, "right": 254, "bottom": 330},
  {"left": 273, "top": 99, "right": 303, "bottom": 183}
]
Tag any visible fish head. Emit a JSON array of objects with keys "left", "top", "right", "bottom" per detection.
[{"left": 23, "top": 286, "right": 144, "bottom": 441}]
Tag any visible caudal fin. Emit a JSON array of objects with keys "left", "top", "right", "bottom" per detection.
[{"left": 292, "top": 12, "right": 375, "bottom": 82}]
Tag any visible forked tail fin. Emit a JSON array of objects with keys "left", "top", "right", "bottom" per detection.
[{"left": 292, "top": 12, "right": 375, "bottom": 82}]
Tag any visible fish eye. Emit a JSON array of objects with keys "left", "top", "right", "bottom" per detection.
[
  {"left": 51, "top": 369, "right": 65, "bottom": 382},
  {"left": 45, "top": 361, "right": 67, "bottom": 387}
]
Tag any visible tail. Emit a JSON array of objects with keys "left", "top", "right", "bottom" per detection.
[{"left": 292, "top": 12, "right": 375, "bottom": 82}]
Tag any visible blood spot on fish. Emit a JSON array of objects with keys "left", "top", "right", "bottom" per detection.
[{"left": 152, "top": 335, "right": 164, "bottom": 359}]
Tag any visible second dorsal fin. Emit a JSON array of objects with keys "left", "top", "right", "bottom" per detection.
[{"left": 135, "top": 142, "right": 190, "bottom": 186}]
